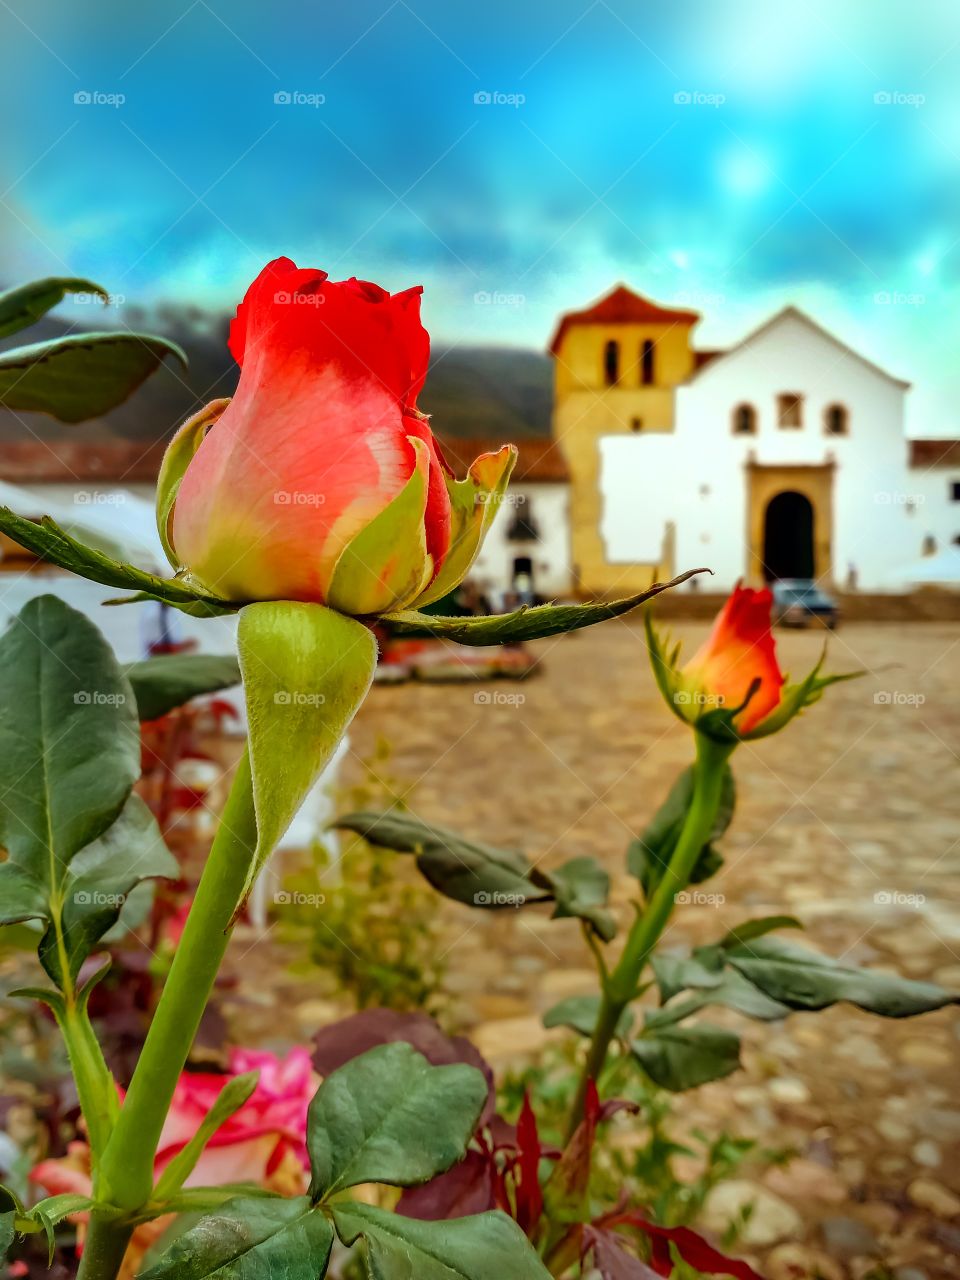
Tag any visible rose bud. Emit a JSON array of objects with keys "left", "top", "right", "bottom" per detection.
[
  {"left": 157, "top": 258, "right": 516, "bottom": 616},
  {"left": 647, "top": 582, "right": 857, "bottom": 741}
]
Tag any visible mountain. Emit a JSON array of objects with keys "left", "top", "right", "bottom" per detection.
[{"left": 0, "top": 302, "right": 553, "bottom": 447}]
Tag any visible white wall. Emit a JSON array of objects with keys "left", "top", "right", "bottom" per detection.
[
  {"left": 599, "top": 309, "right": 954, "bottom": 592},
  {"left": 468, "top": 482, "right": 572, "bottom": 600}
]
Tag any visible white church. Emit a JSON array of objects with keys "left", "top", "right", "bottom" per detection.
[{"left": 473, "top": 287, "right": 960, "bottom": 598}]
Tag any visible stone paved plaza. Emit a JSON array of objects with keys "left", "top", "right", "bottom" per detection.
[{"left": 342, "top": 617, "right": 960, "bottom": 1278}]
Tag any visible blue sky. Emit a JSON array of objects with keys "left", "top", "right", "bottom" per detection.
[{"left": 1, "top": 0, "right": 958, "bottom": 433}]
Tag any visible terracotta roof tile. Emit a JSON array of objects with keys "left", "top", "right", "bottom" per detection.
[
  {"left": 548, "top": 284, "right": 700, "bottom": 354},
  {"left": 436, "top": 434, "right": 569, "bottom": 483}
]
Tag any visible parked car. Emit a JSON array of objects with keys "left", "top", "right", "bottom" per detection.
[{"left": 771, "top": 579, "right": 840, "bottom": 628}]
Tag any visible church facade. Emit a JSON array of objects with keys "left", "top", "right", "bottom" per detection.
[{"left": 548, "top": 286, "right": 960, "bottom": 595}]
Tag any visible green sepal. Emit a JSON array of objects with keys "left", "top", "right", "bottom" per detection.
[
  {"left": 236, "top": 602, "right": 377, "bottom": 908},
  {"left": 412, "top": 444, "right": 517, "bottom": 608},
  {"left": 326, "top": 437, "right": 433, "bottom": 615},
  {"left": 152, "top": 1071, "right": 260, "bottom": 1201},
  {"left": 386, "top": 568, "right": 708, "bottom": 647},
  {"left": 0, "top": 508, "right": 235, "bottom": 616},
  {"left": 156, "top": 398, "right": 229, "bottom": 569}
]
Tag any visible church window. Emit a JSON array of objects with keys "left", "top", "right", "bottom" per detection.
[
  {"left": 641, "top": 338, "right": 655, "bottom": 385},
  {"left": 951, "top": 481, "right": 960, "bottom": 501},
  {"left": 825, "top": 403, "right": 848, "bottom": 435},
  {"left": 777, "top": 393, "right": 803, "bottom": 428},
  {"left": 603, "top": 339, "right": 620, "bottom": 386},
  {"left": 732, "top": 403, "right": 756, "bottom": 434}
]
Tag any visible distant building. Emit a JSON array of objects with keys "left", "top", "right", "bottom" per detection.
[
  {"left": 549, "top": 286, "right": 960, "bottom": 594},
  {"left": 436, "top": 435, "right": 570, "bottom": 602}
]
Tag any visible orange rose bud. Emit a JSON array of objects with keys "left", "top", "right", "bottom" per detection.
[{"left": 683, "top": 584, "right": 784, "bottom": 734}]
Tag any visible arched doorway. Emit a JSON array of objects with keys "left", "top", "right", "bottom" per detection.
[{"left": 763, "top": 490, "right": 814, "bottom": 581}]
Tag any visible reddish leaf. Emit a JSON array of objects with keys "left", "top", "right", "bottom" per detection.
[
  {"left": 582, "top": 1225, "right": 661, "bottom": 1279},
  {"left": 397, "top": 1148, "right": 496, "bottom": 1219},
  {"left": 600, "top": 1211, "right": 764, "bottom": 1280},
  {"left": 311, "top": 1009, "right": 495, "bottom": 1121},
  {"left": 514, "top": 1092, "right": 543, "bottom": 1234},
  {"left": 543, "top": 1082, "right": 638, "bottom": 1225}
]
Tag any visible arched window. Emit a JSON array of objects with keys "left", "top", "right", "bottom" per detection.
[
  {"left": 825, "top": 403, "right": 848, "bottom": 435},
  {"left": 641, "top": 338, "right": 655, "bottom": 386},
  {"left": 603, "top": 339, "right": 620, "bottom": 386},
  {"left": 732, "top": 403, "right": 756, "bottom": 434}
]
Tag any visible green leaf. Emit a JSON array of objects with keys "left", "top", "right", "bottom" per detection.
[
  {"left": 24, "top": 1193, "right": 96, "bottom": 1263},
  {"left": 627, "top": 764, "right": 735, "bottom": 898},
  {"left": 645, "top": 970, "right": 791, "bottom": 1028},
  {"left": 332, "top": 1202, "right": 552, "bottom": 1280},
  {"left": 334, "top": 811, "right": 549, "bottom": 909},
  {"left": 0, "top": 1210, "right": 14, "bottom": 1259},
  {"left": 543, "top": 995, "right": 635, "bottom": 1039},
  {"left": 0, "top": 596, "right": 141, "bottom": 985},
  {"left": 153, "top": 1071, "right": 260, "bottom": 1202},
  {"left": 0, "top": 508, "right": 234, "bottom": 616},
  {"left": 123, "top": 652, "right": 241, "bottom": 721},
  {"left": 38, "top": 794, "right": 178, "bottom": 985},
  {"left": 651, "top": 948, "right": 726, "bottom": 1004},
  {"left": 139, "top": 1196, "right": 333, "bottom": 1280},
  {"left": 631, "top": 1024, "right": 741, "bottom": 1091},
  {"left": 728, "top": 937, "right": 960, "bottom": 1017},
  {"left": 0, "top": 331, "right": 186, "bottom": 422},
  {"left": 237, "top": 602, "right": 377, "bottom": 908},
  {"left": 382, "top": 568, "right": 708, "bottom": 647},
  {"left": 720, "top": 916, "right": 803, "bottom": 949},
  {"left": 535, "top": 856, "right": 616, "bottom": 940},
  {"left": 0, "top": 277, "right": 108, "bottom": 339},
  {"left": 307, "top": 1042, "right": 486, "bottom": 1199}
]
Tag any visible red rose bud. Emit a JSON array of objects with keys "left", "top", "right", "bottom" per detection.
[
  {"left": 158, "top": 258, "right": 516, "bottom": 615},
  {"left": 683, "top": 584, "right": 784, "bottom": 733},
  {"left": 647, "top": 583, "right": 858, "bottom": 741}
]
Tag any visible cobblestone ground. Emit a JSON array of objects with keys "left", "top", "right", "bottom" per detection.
[{"left": 343, "top": 618, "right": 960, "bottom": 1278}]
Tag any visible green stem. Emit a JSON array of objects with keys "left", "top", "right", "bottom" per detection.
[
  {"left": 75, "top": 1213, "right": 134, "bottom": 1280},
  {"left": 60, "top": 998, "right": 118, "bottom": 1164},
  {"left": 97, "top": 748, "right": 258, "bottom": 1213},
  {"left": 566, "top": 734, "right": 733, "bottom": 1140}
]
